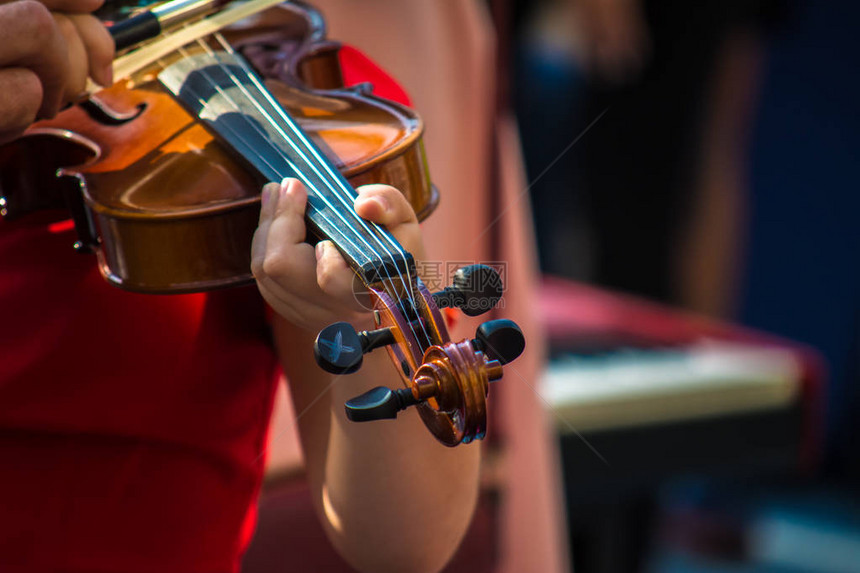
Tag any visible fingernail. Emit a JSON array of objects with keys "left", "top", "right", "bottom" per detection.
[
  {"left": 315, "top": 241, "right": 325, "bottom": 261},
  {"left": 372, "top": 196, "right": 389, "bottom": 211},
  {"left": 261, "top": 186, "right": 270, "bottom": 206},
  {"left": 281, "top": 178, "right": 293, "bottom": 194},
  {"left": 357, "top": 195, "right": 388, "bottom": 212}
]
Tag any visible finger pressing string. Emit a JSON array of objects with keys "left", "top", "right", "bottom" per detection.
[
  {"left": 271, "top": 178, "right": 309, "bottom": 245},
  {"left": 354, "top": 185, "right": 419, "bottom": 227},
  {"left": 250, "top": 181, "right": 280, "bottom": 280},
  {"left": 316, "top": 240, "right": 365, "bottom": 310}
]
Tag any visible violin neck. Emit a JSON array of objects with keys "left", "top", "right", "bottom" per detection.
[{"left": 159, "top": 49, "right": 414, "bottom": 285}]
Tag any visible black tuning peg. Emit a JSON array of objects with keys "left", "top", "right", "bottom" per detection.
[
  {"left": 344, "top": 386, "right": 421, "bottom": 422},
  {"left": 471, "top": 319, "right": 525, "bottom": 365},
  {"left": 432, "top": 264, "right": 504, "bottom": 317},
  {"left": 314, "top": 322, "right": 395, "bottom": 374}
]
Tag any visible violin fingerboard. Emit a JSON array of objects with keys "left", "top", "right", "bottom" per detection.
[{"left": 158, "top": 50, "right": 413, "bottom": 286}]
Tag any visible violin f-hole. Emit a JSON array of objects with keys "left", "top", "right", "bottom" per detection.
[{"left": 78, "top": 97, "right": 146, "bottom": 126}]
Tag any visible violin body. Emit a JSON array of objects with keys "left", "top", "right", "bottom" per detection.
[{"left": 0, "top": 2, "right": 436, "bottom": 293}]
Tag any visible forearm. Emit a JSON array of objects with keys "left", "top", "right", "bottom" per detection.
[{"left": 272, "top": 314, "right": 481, "bottom": 573}]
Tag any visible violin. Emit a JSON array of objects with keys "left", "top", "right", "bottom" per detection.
[{"left": 0, "top": 0, "right": 524, "bottom": 446}]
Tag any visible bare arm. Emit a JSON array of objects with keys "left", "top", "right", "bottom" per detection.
[{"left": 252, "top": 179, "right": 481, "bottom": 573}]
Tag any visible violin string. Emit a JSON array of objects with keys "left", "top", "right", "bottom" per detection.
[
  {"left": 200, "top": 42, "right": 423, "bottom": 321},
  {"left": 182, "top": 42, "right": 386, "bottom": 261},
  {"left": 176, "top": 37, "right": 430, "bottom": 352},
  {"left": 209, "top": 37, "right": 418, "bottom": 282},
  {"left": 160, "top": 48, "right": 396, "bottom": 328},
  {"left": 210, "top": 34, "right": 433, "bottom": 348},
  {"left": 174, "top": 38, "right": 430, "bottom": 349},
  {"left": 180, "top": 42, "right": 404, "bottom": 318},
  {"left": 171, "top": 45, "right": 377, "bottom": 270},
  {"left": 198, "top": 36, "right": 432, "bottom": 349},
  {"left": 211, "top": 35, "right": 426, "bottom": 318},
  {"left": 169, "top": 48, "right": 367, "bottom": 269}
]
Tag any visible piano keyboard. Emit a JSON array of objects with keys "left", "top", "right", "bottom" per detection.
[{"left": 542, "top": 340, "right": 801, "bottom": 433}]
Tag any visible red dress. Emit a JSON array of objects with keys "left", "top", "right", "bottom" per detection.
[{"left": 0, "top": 47, "right": 409, "bottom": 573}]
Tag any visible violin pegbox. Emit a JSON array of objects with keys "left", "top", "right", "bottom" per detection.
[{"left": 313, "top": 264, "right": 525, "bottom": 447}]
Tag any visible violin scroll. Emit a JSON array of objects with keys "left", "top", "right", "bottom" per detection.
[
  {"left": 314, "top": 265, "right": 525, "bottom": 447},
  {"left": 341, "top": 323, "right": 524, "bottom": 446}
]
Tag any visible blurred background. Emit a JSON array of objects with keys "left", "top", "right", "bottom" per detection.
[
  {"left": 503, "top": 0, "right": 860, "bottom": 571},
  {"left": 218, "top": 0, "right": 860, "bottom": 571}
]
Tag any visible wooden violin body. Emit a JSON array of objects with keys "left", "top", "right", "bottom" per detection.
[{"left": 0, "top": 2, "right": 437, "bottom": 293}]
